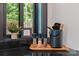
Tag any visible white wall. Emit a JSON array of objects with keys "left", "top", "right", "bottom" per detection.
[{"left": 48, "top": 3, "right": 79, "bottom": 50}]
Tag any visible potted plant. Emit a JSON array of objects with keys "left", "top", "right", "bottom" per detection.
[{"left": 8, "top": 22, "right": 21, "bottom": 39}]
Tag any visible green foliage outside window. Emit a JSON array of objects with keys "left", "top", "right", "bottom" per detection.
[
  {"left": 24, "top": 3, "right": 33, "bottom": 27},
  {"left": 7, "top": 3, "right": 19, "bottom": 24},
  {"left": 7, "top": 3, "right": 33, "bottom": 27},
  {"left": 7, "top": 3, "right": 33, "bottom": 34}
]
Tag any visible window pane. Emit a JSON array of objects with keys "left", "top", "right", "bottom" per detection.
[
  {"left": 24, "top": 3, "right": 33, "bottom": 29},
  {"left": 6, "top": 3, "right": 19, "bottom": 35}
]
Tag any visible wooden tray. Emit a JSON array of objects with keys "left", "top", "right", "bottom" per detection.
[{"left": 29, "top": 44, "right": 69, "bottom": 52}]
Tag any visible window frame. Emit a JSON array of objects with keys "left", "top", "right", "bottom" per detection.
[{"left": 3, "top": 3, "right": 47, "bottom": 38}]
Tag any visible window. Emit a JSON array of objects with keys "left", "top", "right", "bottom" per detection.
[
  {"left": 6, "top": 3, "right": 19, "bottom": 35},
  {"left": 23, "top": 3, "right": 33, "bottom": 36},
  {"left": 4, "top": 3, "right": 47, "bottom": 38},
  {"left": 6, "top": 3, "right": 33, "bottom": 36}
]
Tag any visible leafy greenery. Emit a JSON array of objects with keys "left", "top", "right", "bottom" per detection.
[
  {"left": 7, "top": 3, "right": 33, "bottom": 26},
  {"left": 7, "top": 3, "right": 19, "bottom": 23},
  {"left": 24, "top": 3, "right": 33, "bottom": 26},
  {"left": 8, "top": 21, "right": 21, "bottom": 33},
  {"left": 7, "top": 3, "right": 33, "bottom": 34}
]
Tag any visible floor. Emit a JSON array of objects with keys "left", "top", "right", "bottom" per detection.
[{"left": 0, "top": 47, "right": 79, "bottom": 56}]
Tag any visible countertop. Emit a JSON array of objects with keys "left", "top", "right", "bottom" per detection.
[{"left": 0, "top": 47, "right": 79, "bottom": 56}]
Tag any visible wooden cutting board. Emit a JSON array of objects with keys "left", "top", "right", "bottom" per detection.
[{"left": 29, "top": 44, "right": 69, "bottom": 52}]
